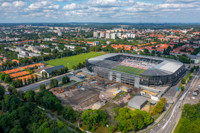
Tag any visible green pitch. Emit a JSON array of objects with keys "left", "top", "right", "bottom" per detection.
[
  {"left": 112, "top": 65, "right": 145, "bottom": 75},
  {"left": 46, "top": 52, "right": 105, "bottom": 69}
]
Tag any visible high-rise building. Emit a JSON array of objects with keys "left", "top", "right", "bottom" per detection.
[
  {"left": 93, "top": 31, "right": 98, "bottom": 38},
  {"left": 111, "top": 33, "right": 117, "bottom": 39},
  {"left": 117, "top": 32, "right": 122, "bottom": 38},
  {"left": 106, "top": 32, "right": 111, "bottom": 39},
  {"left": 100, "top": 32, "right": 105, "bottom": 38},
  {"left": 57, "top": 29, "right": 62, "bottom": 36}
]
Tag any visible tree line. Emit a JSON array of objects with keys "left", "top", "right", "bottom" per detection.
[{"left": 0, "top": 85, "right": 74, "bottom": 133}]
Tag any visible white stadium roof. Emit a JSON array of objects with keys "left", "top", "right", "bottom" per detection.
[{"left": 88, "top": 53, "right": 184, "bottom": 76}]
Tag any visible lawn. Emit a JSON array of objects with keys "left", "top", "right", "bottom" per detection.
[
  {"left": 173, "top": 118, "right": 183, "bottom": 133},
  {"left": 46, "top": 52, "right": 105, "bottom": 69},
  {"left": 112, "top": 65, "right": 145, "bottom": 76}
]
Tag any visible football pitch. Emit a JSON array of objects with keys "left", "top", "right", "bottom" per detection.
[
  {"left": 46, "top": 52, "right": 105, "bottom": 69},
  {"left": 112, "top": 65, "right": 145, "bottom": 75}
]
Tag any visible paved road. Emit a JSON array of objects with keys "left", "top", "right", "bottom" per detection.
[
  {"left": 17, "top": 72, "right": 84, "bottom": 92},
  {"left": 147, "top": 69, "right": 200, "bottom": 133},
  {"left": 17, "top": 74, "right": 68, "bottom": 92}
]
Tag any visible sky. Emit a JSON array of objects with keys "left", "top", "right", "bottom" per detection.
[{"left": 0, "top": 0, "right": 200, "bottom": 23}]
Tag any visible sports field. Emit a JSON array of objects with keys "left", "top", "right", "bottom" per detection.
[
  {"left": 46, "top": 52, "right": 105, "bottom": 69},
  {"left": 112, "top": 65, "right": 145, "bottom": 75}
]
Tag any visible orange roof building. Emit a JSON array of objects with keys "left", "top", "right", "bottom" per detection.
[
  {"left": 2, "top": 68, "right": 21, "bottom": 74},
  {"left": 12, "top": 59, "right": 20, "bottom": 63},
  {"left": 9, "top": 71, "right": 30, "bottom": 78}
]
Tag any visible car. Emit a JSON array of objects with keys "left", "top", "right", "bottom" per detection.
[{"left": 192, "top": 97, "right": 195, "bottom": 100}]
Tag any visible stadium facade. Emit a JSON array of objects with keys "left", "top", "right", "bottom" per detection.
[{"left": 86, "top": 53, "right": 185, "bottom": 88}]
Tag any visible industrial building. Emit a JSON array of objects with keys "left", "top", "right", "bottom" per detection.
[
  {"left": 86, "top": 53, "right": 185, "bottom": 88},
  {"left": 128, "top": 96, "right": 148, "bottom": 109}
]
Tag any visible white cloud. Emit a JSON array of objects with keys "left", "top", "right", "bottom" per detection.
[
  {"left": 13, "top": 1, "right": 26, "bottom": 7},
  {"left": 27, "top": 1, "right": 59, "bottom": 11},
  {"left": 1, "top": 2, "right": 11, "bottom": 7},
  {"left": 0, "top": 0, "right": 200, "bottom": 22}
]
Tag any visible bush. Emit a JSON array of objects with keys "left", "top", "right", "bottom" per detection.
[{"left": 181, "top": 86, "right": 185, "bottom": 91}]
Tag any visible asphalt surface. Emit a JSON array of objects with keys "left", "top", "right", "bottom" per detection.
[
  {"left": 147, "top": 69, "right": 200, "bottom": 133},
  {"left": 17, "top": 73, "right": 70, "bottom": 92}
]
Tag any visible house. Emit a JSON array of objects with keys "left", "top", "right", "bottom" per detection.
[{"left": 40, "top": 65, "right": 65, "bottom": 78}]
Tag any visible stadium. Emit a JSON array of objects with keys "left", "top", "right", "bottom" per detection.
[{"left": 86, "top": 53, "right": 185, "bottom": 88}]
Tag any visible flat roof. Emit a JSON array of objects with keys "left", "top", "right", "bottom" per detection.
[{"left": 128, "top": 96, "right": 147, "bottom": 109}]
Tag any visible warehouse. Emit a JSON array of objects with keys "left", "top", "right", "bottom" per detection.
[
  {"left": 40, "top": 65, "right": 65, "bottom": 78},
  {"left": 128, "top": 96, "right": 148, "bottom": 110}
]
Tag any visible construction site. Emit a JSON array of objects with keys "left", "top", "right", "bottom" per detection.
[{"left": 49, "top": 70, "right": 146, "bottom": 111}]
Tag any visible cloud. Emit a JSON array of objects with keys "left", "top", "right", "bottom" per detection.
[
  {"left": 13, "top": 1, "right": 26, "bottom": 7},
  {"left": 63, "top": 3, "right": 87, "bottom": 10},
  {"left": 0, "top": 0, "right": 200, "bottom": 22},
  {"left": 27, "top": 1, "right": 59, "bottom": 11},
  {"left": 1, "top": 2, "right": 12, "bottom": 7}
]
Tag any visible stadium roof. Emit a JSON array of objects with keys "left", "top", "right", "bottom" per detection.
[{"left": 88, "top": 53, "right": 184, "bottom": 76}]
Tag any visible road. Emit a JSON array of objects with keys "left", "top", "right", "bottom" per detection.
[
  {"left": 147, "top": 69, "right": 200, "bottom": 133},
  {"left": 16, "top": 71, "right": 83, "bottom": 92}
]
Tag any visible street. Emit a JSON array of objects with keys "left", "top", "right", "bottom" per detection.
[{"left": 146, "top": 69, "right": 200, "bottom": 133}]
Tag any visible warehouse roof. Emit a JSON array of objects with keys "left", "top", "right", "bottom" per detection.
[
  {"left": 43, "top": 65, "right": 65, "bottom": 74},
  {"left": 128, "top": 96, "right": 148, "bottom": 109}
]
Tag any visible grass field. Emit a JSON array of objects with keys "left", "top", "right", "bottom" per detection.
[
  {"left": 46, "top": 52, "right": 105, "bottom": 69},
  {"left": 173, "top": 118, "right": 183, "bottom": 133},
  {"left": 112, "top": 65, "right": 145, "bottom": 75}
]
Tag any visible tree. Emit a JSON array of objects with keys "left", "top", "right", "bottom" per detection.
[
  {"left": 63, "top": 105, "right": 79, "bottom": 122},
  {"left": 0, "top": 85, "right": 5, "bottom": 100},
  {"left": 24, "top": 78, "right": 27, "bottom": 85},
  {"left": 44, "top": 72, "right": 48, "bottom": 79},
  {"left": 39, "top": 84, "right": 46, "bottom": 91},
  {"left": 31, "top": 75, "right": 34, "bottom": 83},
  {"left": 24, "top": 90, "right": 35, "bottom": 102},
  {"left": 0, "top": 73, "right": 6, "bottom": 81},
  {"left": 50, "top": 79, "right": 58, "bottom": 88},
  {"left": 27, "top": 78, "right": 31, "bottom": 84},
  {"left": 4, "top": 75, "right": 11, "bottom": 83},
  {"left": 114, "top": 108, "right": 153, "bottom": 132},
  {"left": 81, "top": 109, "right": 108, "bottom": 131},
  {"left": 10, "top": 125, "right": 24, "bottom": 133},
  {"left": 62, "top": 76, "right": 67, "bottom": 84},
  {"left": 181, "top": 78, "right": 186, "bottom": 84},
  {"left": 62, "top": 76, "right": 70, "bottom": 84},
  {"left": 35, "top": 75, "right": 38, "bottom": 82},
  {"left": 42, "top": 72, "right": 44, "bottom": 79},
  {"left": 151, "top": 98, "right": 166, "bottom": 116}
]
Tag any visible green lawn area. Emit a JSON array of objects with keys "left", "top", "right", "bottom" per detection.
[
  {"left": 112, "top": 65, "right": 145, "bottom": 75},
  {"left": 173, "top": 118, "right": 183, "bottom": 133},
  {"left": 46, "top": 52, "right": 105, "bottom": 69}
]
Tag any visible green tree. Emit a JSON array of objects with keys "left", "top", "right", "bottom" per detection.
[
  {"left": 39, "top": 84, "right": 46, "bottom": 91},
  {"left": 81, "top": 109, "right": 108, "bottom": 131},
  {"left": 4, "top": 75, "right": 11, "bottom": 83},
  {"left": 115, "top": 108, "right": 153, "bottom": 132},
  {"left": 181, "top": 78, "right": 186, "bottom": 84},
  {"left": 24, "top": 90, "right": 35, "bottom": 102},
  {"left": 31, "top": 75, "right": 34, "bottom": 83},
  {"left": 24, "top": 78, "right": 27, "bottom": 85},
  {"left": 0, "top": 85, "right": 5, "bottom": 100},
  {"left": 63, "top": 105, "right": 79, "bottom": 122}
]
